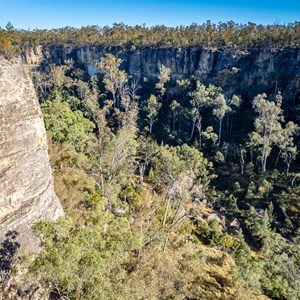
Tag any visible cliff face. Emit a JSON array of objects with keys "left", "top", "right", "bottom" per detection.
[
  {"left": 0, "top": 57, "right": 64, "bottom": 250},
  {"left": 23, "top": 45, "right": 300, "bottom": 101}
]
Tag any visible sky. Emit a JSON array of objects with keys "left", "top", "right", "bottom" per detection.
[{"left": 0, "top": 0, "right": 299, "bottom": 30}]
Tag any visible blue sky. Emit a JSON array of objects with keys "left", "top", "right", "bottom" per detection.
[{"left": 0, "top": 0, "right": 299, "bottom": 29}]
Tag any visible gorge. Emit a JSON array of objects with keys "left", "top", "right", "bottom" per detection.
[{"left": 0, "top": 41, "right": 299, "bottom": 299}]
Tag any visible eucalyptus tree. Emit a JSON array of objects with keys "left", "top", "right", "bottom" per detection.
[
  {"left": 212, "top": 93, "right": 229, "bottom": 147},
  {"left": 212, "top": 93, "right": 241, "bottom": 147},
  {"left": 250, "top": 93, "right": 284, "bottom": 175},
  {"left": 278, "top": 121, "right": 299, "bottom": 175},
  {"left": 170, "top": 100, "right": 182, "bottom": 133},
  {"left": 189, "top": 82, "right": 217, "bottom": 148},
  {"left": 149, "top": 143, "right": 211, "bottom": 249},
  {"left": 144, "top": 94, "right": 161, "bottom": 134},
  {"left": 226, "top": 94, "right": 242, "bottom": 135},
  {"left": 96, "top": 54, "right": 128, "bottom": 108},
  {"left": 202, "top": 126, "right": 218, "bottom": 147},
  {"left": 155, "top": 64, "right": 171, "bottom": 97}
]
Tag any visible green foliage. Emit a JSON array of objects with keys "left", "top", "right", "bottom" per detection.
[
  {"left": 96, "top": 120, "right": 138, "bottom": 201},
  {"left": 155, "top": 65, "right": 171, "bottom": 96},
  {"left": 144, "top": 94, "right": 161, "bottom": 134},
  {"left": 245, "top": 181, "right": 256, "bottom": 200},
  {"left": 96, "top": 54, "right": 128, "bottom": 107},
  {"left": 30, "top": 216, "right": 141, "bottom": 300},
  {"left": 249, "top": 92, "right": 298, "bottom": 175},
  {"left": 150, "top": 143, "right": 212, "bottom": 187},
  {"left": 213, "top": 67, "right": 240, "bottom": 92},
  {"left": 278, "top": 121, "right": 300, "bottom": 175},
  {"left": 49, "top": 141, "right": 96, "bottom": 220},
  {"left": 196, "top": 219, "right": 234, "bottom": 249},
  {"left": 232, "top": 232, "right": 262, "bottom": 290},
  {"left": 214, "top": 151, "right": 225, "bottom": 163},
  {"left": 1, "top": 21, "right": 300, "bottom": 49},
  {"left": 260, "top": 232, "right": 300, "bottom": 299},
  {"left": 119, "top": 183, "right": 143, "bottom": 210},
  {"left": 189, "top": 81, "right": 217, "bottom": 147},
  {"left": 20, "top": 52, "right": 300, "bottom": 300},
  {"left": 42, "top": 98, "right": 95, "bottom": 152},
  {"left": 202, "top": 126, "right": 218, "bottom": 146},
  {"left": 258, "top": 179, "right": 273, "bottom": 198},
  {"left": 0, "top": 37, "right": 16, "bottom": 59},
  {"left": 233, "top": 181, "right": 242, "bottom": 194}
]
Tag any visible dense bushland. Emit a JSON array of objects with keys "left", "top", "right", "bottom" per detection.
[
  {"left": 2, "top": 52, "right": 300, "bottom": 300},
  {"left": 0, "top": 21, "right": 300, "bottom": 57}
]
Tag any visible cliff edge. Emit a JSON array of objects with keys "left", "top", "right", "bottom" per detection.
[
  {"left": 23, "top": 45, "right": 300, "bottom": 102},
  {"left": 0, "top": 57, "right": 64, "bottom": 250}
]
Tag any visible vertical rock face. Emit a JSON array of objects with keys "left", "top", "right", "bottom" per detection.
[
  {"left": 22, "top": 45, "right": 300, "bottom": 101},
  {"left": 0, "top": 57, "right": 64, "bottom": 250}
]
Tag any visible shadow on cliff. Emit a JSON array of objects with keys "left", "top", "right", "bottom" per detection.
[{"left": 0, "top": 230, "right": 20, "bottom": 281}]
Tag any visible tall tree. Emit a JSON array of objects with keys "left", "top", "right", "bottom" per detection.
[
  {"left": 212, "top": 93, "right": 229, "bottom": 147},
  {"left": 155, "top": 65, "right": 171, "bottom": 97},
  {"left": 189, "top": 82, "right": 216, "bottom": 148},
  {"left": 144, "top": 94, "right": 161, "bottom": 134},
  {"left": 170, "top": 100, "right": 182, "bottom": 134},
  {"left": 250, "top": 93, "right": 284, "bottom": 175},
  {"left": 96, "top": 54, "right": 128, "bottom": 108},
  {"left": 278, "top": 121, "right": 299, "bottom": 175},
  {"left": 212, "top": 93, "right": 241, "bottom": 147}
]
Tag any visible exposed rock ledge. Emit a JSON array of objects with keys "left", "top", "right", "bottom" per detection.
[{"left": 0, "top": 57, "right": 64, "bottom": 250}]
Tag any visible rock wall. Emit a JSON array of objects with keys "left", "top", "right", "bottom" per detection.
[
  {"left": 0, "top": 57, "right": 64, "bottom": 250},
  {"left": 22, "top": 45, "right": 300, "bottom": 101}
]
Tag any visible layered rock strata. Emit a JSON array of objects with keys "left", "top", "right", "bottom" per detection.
[
  {"left": 23, "top": 45, "right": 300, "bottom": 101},
  {"left": 0, "top": 57, "right": 63, "bottom": 250}
]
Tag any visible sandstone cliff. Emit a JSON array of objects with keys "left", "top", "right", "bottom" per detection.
[
  {"left": 22, "top": 45, "right": 300, "bottom": 101},
  {"left": 0, "top": 57, "right": 64, "bottom": 250}
]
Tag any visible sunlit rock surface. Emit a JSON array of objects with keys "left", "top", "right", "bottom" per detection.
[{"left": 0, "top": 57, "right": 64, "bottom": 250}]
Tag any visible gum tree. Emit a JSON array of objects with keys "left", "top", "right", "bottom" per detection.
[
  {"left": 96, "top": 54, "right": 128, "bottom": 108},
  {"left": 250, "top": 93, "right": 283, "bottom": 175},
  {"left": 144, "top": 94, "right": 161, "bottom": 134}
]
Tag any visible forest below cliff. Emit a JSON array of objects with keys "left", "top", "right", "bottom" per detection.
[{"left": 1, "top": 23, "right": 300, "bottom": 299}]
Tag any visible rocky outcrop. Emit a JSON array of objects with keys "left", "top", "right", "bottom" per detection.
[
  {"left": 22, "top": 45, "right": 300, "bottom": 101},
  {"left": 0, "top": 57, "right": 64, "bottom": 250}
]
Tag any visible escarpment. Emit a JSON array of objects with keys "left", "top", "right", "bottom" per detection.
[
  {"left": 0, "top": 57, "right": 64, "bottom": 250},
  {"left": 23, "top": 45, "right": 300, "bottom": 101}
]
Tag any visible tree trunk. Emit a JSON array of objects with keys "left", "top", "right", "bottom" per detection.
[
  {"left": 250, "top": 148, "right": 254, "bottom": 164},
  {"left": 139, "top": 163, "right": 145, "bottom": 183},
  {"left": 149, "top": 121, "right": 153, "bottom": 134},
  {"left": 292, "top": 175, "right": 299, "bottom": 187},
  {"left": 218, "top": 119, "right": 222, "bottom": 147},
  {"left": 275, "top": 150, "right": 281, "bottom": 169},
  {"left": 100, "top": 174, "right": 105, "bottom": 198},
  {"left": 162, "top": 196, "right": 171, "bottom": 227},
  {"left": 190, "top": 119, "right": 196, "bottom": 140},
  {"left": 240, "top": 151, "right": 245, "bottom": 175},
  {"left": 113, "top": 93, "right": 117, "bottom": 107},
  {"left": 196, "top": 117, "right": 202, "bottom": 149},
  {"left": 199, "top": 133, "right": 202, "bottom": 149},
  {"left": 261, "top": 154, "right": 267, "bottom": 175},
  {"left": 98, "top": 161, "right": 105, "bottom": 198},
  {"left": 172, "top": 115, "right": 176, "bottom": 133},
  {"left": 286, "top": 162, "right": 291, "bottom": 177},
  {"left": 226, "top": 112, "right": 229, "bottom": 131}
]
